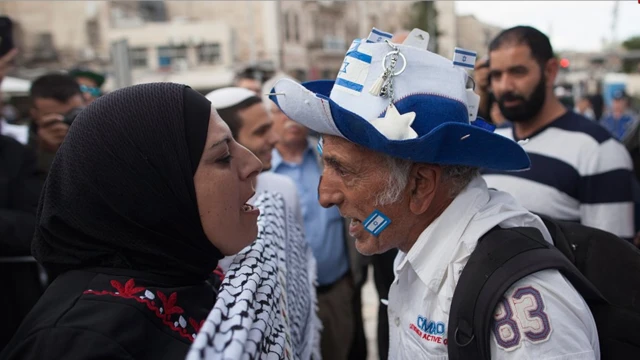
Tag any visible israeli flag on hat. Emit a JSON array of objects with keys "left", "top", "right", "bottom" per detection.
[
  {"left": 316, "top": 136, "right": 324, "bottom": 155},
  {"left": 453, "top": 47, "right": 477, "bottom": 69},
  {"left": 335, "top": 39, "right": 373, "bottom": 96},
  {"left": 366, "top": 27, "right": 393, "bottom": 43}
]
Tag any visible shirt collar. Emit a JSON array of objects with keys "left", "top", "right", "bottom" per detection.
[
  {"left": 396, "top": 176, "right": 491, "bottom": 292},
  {"left": 271, "top": 139, "right": 317, "bottom": 171},
  {"left": 271, "top": 147, "right": 284, "bottom": 171}
]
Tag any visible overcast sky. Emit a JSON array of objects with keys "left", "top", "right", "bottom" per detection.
[{"left": 455, "top": 1, "right": 640, "bottom": 52}]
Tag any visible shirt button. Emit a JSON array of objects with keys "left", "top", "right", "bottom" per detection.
[{"left": 395, "top": 317, "right": 400, "bottom": 327}]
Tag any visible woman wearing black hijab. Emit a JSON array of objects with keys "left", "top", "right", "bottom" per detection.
[{"left": 1, "top": 83, "right": 262, "bottom": 359}]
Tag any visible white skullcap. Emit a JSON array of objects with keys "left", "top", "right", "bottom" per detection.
[{"left": 205, "top": 87, "right": 258, "bottom": 109}]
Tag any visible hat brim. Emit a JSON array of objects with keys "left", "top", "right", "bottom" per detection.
[{"left": 271, "top": 79, "right": 530, "bottom": 171}]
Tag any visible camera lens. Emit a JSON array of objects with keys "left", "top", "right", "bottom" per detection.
[{"left": 63, "top": 107, "right": 84, "bottom": 126}]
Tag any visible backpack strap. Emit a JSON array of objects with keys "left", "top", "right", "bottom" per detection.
[
  {"left": 447, "top": 226, "right": 604, "bottom": 360},
  {"left": 535, "top": 214, "right": 577, "bottom": 263}
]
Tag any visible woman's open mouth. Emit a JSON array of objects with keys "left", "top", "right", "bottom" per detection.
[{"left": 242, "top": 203, "right": 260, "bottom": 216}]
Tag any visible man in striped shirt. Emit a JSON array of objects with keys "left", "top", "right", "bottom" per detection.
[{"left": 482, "top": 26, "right": 635, "bottom": 239}]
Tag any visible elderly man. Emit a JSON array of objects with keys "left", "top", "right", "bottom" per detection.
[
  {"left": 262, "top": 72, "right": 369, "bottom": 360},
  {"left": 268, "top": 29, "right": 599, "bottom": 359}
]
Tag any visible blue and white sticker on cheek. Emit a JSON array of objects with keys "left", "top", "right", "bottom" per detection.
[
  {"left": 316, "top": 137, "right": 390, "bottom": 235},
  {"left": 363, "top": 209, "right": 391, "bottom": 236}
]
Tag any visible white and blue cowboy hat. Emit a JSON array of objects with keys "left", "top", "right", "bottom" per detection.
[{"left": 269, "top": 36, "right": 530, "bottom": 171}]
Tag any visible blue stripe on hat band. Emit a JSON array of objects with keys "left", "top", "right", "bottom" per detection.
[
  {"left": 454, "top": 48, "right": 476, "bottom": 57},
  {"left": 371, "top": 28, "right": 393, "bottom": 38},
  {"left": 335, "top": 78, "right": 364, "bottom": 92},
  {"left": 346, "top": 50, "right": 372, "bottom": 64},
  {"left": 453, "top": 61, "right": 475, "bottom": 68}
]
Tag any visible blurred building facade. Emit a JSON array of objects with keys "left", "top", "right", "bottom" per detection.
[
  {"left": 435, "top": 1, "right": 457, "bottom": 58},
  {"left": 456, "top": 14, "right": 502, "bottom": 58},
  {"left": 0, "top": 2, "right": 104, "bottom": 69},
  {"left": 0, "top": 1, "right": 458, "bottom": 92}
]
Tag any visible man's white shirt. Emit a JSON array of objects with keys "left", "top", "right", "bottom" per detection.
[{"left": 387, "top": 176, "right": 599, "bottom": 360}]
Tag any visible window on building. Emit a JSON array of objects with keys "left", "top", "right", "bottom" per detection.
[
  {"left": 138, "top": 1, "right": 167, "bottom": 22},
  {"left": 197, "top": 43, "right": 221, "bottom": 65},
  {"left": 157, "top": 45, "right": 187, "bottom": 68},
  {"left": 129, "top": 47, "right": 148, "bottom": 68},
  {"left": 319, "top": 17, "right": 336, "bottom": 37},
  {"left": 294, "top": 69, "right": 306, "bottom": 82},
  {"left": 33, "top": 33, "right": 57, "bottom": 61},
  {"left": 323, "top": 36, "right": 345, "bottom": 51},
  {"left": 294, "top": 13, "right": 300, "bottom": 43},
  {"left": 86, "top": 19, "right": 101, "bottom": 49},
  {"left": 284, "top": 12, "right": 290, "bottom": 42}
]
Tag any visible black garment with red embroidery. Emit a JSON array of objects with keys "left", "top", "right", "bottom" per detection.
[
  {"left": 1, "top": 83, "right": 224, "bottom": 359},
  {"left": 1, "top": 268, "right": 219, "bottom": 360}
]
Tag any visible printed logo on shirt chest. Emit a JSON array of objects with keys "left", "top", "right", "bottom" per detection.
[
  {"left": 493, "top": 286, "right": 553, "bottom": 351},
  {"left": 409, "top": 315, "right": 448, "bottom": 346}
]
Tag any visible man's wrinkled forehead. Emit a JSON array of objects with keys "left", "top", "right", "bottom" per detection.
[
  {"left": 322, "top": 134, "right": 357, "bottom": 151},
  {"left": 322, "top": 135, "right": 377, "bottom": 166}
]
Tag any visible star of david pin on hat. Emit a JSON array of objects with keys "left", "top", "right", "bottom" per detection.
[{"left": 367, "top": 40, "right": 418, "bottom": 141}]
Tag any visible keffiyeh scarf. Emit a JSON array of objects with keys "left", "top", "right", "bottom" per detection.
[{"left": 187, "top": 192, "right": 321, "bottom": 360}]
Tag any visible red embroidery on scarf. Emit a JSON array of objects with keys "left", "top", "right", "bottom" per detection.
[
  {"left": 157, "top": 291, "right": 184, "bottom": 316},
  {"left": 110, "top": 279, "right": 145, "bottom": 297},
  {"left": 83, "top": 279, "right": 203, "bottom": 342},
  {"left": 213, "top": 265, "right": 225, "bottom": 281},
  {"left": 189, "top": 318, "right": 206, "bottom": 333}
]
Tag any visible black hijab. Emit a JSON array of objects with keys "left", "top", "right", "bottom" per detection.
[{"left": 32, "top": 83, "right": 223, "bottom": 281}]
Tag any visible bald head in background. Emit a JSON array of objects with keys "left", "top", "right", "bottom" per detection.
[{"left": 391, "top": 31, "right": 410, "bottom": 44}]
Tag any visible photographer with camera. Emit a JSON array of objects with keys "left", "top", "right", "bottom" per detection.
[{"left": 28, "top": 73, "right": 85, "bottom": 176}]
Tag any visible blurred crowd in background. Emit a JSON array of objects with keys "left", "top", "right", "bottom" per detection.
[{"left": 1, "top": 1, "right": 639, "bottom": 359}]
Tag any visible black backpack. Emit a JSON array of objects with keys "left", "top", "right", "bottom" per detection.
[{"left": 447, "top": 215, "right": 640, "bottom": 359}]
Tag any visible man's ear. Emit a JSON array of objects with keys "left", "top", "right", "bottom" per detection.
[
  {"left": 545, "top": 57, "right": 559, "bottom": 87},
  {"left": 408, "top": 163, "right": 440, "bottom": 215}
]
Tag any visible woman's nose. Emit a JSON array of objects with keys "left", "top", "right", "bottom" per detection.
[{"left": 239, "top": 145, "right": 262, "bottom": 180}]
